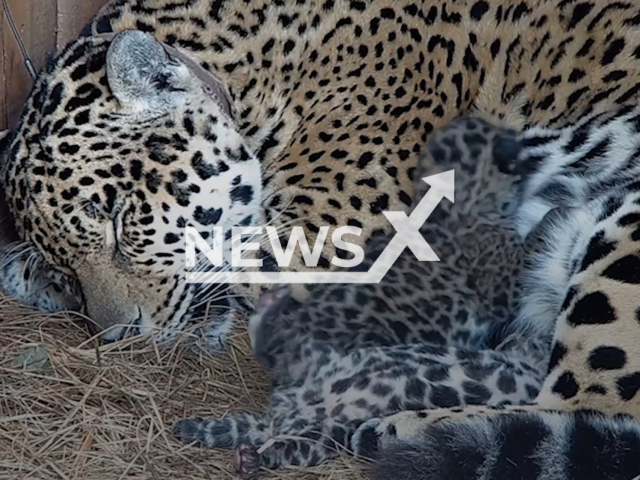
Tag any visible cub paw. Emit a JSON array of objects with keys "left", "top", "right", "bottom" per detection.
[
  {"left": 352, "top": 410, "right": 441, "bottom": 459},
  {"left": 351, "top": 418, "right": 383, "bottom": 459},
  {"left": 249, "top": 283, "right": 291, "bottom": 350},
  {"left": 235, "top": 443, "right": 261, "bottom": 480}
]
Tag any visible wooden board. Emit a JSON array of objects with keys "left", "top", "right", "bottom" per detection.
[
  {"left": 1, "top": 0, "right": 57, "bottom": 130},
  {"left": 0, "top": 0, "right": 106, "bottom": 130},
  {"left": 57, "top": 0, "right": 106, "bottom": 50},
  {"left": 0, "top": 0, "right": 107, "bottom": 244}
]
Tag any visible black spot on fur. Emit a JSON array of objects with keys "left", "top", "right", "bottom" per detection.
[
  {"left": 497, "top": 372, "right": 517, "bottom": 394},
  {"left": 601, "top": 38, "right": 625, "bottom": 66},
  {"left": 331, "top": 376, "right": 355, "bottom": 394},
  {"left": 492, "top": 135, "right": 521, "bottom": 173},
  {"left": 579, "top": 231, "right": 617, "bottom": 273},
  {"left": 191, "top": 152, "right": 218, "bottom": 180},
  {"left": 564, "top": 128, "right": 589, "bottom": 153},
  {"left": 585, "top": 385, "right": 607, "bottom": 395},
  {"left": 617, "top": 372, "right": 640, "bottom": 401},
  {"left": 405, "top": 378, "right": 426, "bottom": 400},
  {"left": 588, "top": 346, "right": 627, "bottom": 371},
  {"left": 597, "top": 196, "right": 624, "bottom": 222},
  {"left": 462, "top": 381, "right": 492, "bottom": 404},
  {"left": 372, "top": 383, "right": 393, "bottom": 397},
  {"left": 470, "top": 1, "right": 490, "bottom": 21},
  {"left": 164, "top": 233, "right": 180, "bottom": 245},
  {"left": 602, "top": 255, "right": 640, "bottom": 284},
  {"left": 526, "top": 384, "right": 540, "bottom": 399},
  {"left": 548, "top": 342, "right": 568, "bottom": 372},
  {"left": 552, "top": 371, "right": 579, "bottom": 399},
  {"left": 429, "top": 385, "right": 460, "bottom": 408},
  {"left": 567, "top": 292, "right": 616, "bottom": 326},
  {"left": 424, "top": 366, "right": 449, "bottom": 382},
  {"left": 231, "top": 185, "right": 254, "bottom": 205},
  {"left": 568, "top": 3, "right": 594, "bottom": 29},
  {"left": 619, "top": 213, "right": 640, "bottom": 227},
  {"left": 194, "top": 206, "right": 223, "bottom": 226},
  {"left": 560, "top": 286, "right": 578, "bottom": 312}
]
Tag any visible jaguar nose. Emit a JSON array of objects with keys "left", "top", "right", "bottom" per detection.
[
  {"left": 100, "top": 307, "right": 143, "bottom": 342},
  {"left": 76, "top": 259, "right": 143, "bottom": 341},
  {"left": 84, "top": 298, "right": 141, "bottom": 341}
]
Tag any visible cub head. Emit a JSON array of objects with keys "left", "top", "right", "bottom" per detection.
[
  {"left": 2, "top": 31, "right": 263, "bottom": 346},
  {"left": 417, "top": 117, "right": 524, "bottom": 218}
]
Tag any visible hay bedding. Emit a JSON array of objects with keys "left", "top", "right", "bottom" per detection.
[{"left": 0, "top": 297, "right": 368, "bottom": 480}]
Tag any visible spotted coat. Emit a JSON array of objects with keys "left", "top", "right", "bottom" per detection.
[
  {"left": 5, "top": 0, "right": 640, "bottom": 348},
  {"left": 173, "top": 117, "right": 546, "bottom": 472}
]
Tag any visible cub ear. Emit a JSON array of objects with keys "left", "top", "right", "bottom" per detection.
[
  {"left": 492, "top": 132, "right": 523, "bottom": 174},
  {"left": 106, "top": 30, "right": 176, "bottom": 111}
]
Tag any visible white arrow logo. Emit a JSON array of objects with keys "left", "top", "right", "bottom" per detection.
[{"left": 186, "top": 170, "right": 454, "bottom": 284}]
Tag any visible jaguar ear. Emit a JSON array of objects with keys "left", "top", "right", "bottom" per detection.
[{"left": 106, "top": 30, "right": 176, "bottom": 112}]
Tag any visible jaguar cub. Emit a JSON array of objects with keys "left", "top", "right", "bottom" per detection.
[
  {"left": 252, "top": 117, "right": 528, "bottom": 365},
  {"left": 174, "top": 118, "right": 545, "bottom": 475}
]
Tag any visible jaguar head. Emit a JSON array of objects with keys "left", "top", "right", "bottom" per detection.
[{"left": 2, "top": 31, "right": 263, "bottom": 347}]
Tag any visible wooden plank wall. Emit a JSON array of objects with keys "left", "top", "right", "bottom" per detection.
[{"left": 0, "top": 0, "right": 106, "bottom": 131}]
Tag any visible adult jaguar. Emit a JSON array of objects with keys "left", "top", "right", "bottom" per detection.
[
  {"left": 5, "top": 0, "right": 640, "bottom": 347},
  {"left": 3, "top": 1, "right": 640, "bottom": 478}
]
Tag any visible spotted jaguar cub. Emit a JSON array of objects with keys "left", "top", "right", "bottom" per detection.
[
  {"left": 250, "top": 117, "right": 528, "bottom": 367},
  {"left": 174, "top": 118, "right": 546, "bottom": 476}
]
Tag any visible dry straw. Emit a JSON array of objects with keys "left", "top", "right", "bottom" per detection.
[{"left": 0, "top": 295, "right": 369, "bottom": 479}]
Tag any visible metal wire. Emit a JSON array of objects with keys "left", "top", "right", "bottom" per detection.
[{"left": 2, "top": 0, "right": 37, "bottom": 80}]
